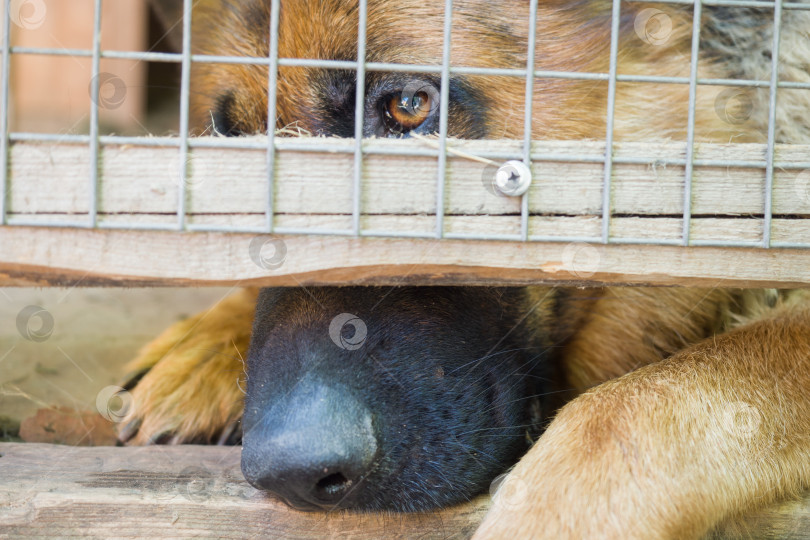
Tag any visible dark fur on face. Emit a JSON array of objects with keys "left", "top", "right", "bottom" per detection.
[{"left": 241, "top": 287, "right": 557, "bottom": 511}]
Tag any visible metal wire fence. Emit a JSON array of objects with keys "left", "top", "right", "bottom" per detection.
[{"left": 2, "top": 0, "right": 810, "bottom": 249}]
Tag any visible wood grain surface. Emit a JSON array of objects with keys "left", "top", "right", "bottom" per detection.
[{"left": 1, "top": 444, "right": 809, "bottom": 538}]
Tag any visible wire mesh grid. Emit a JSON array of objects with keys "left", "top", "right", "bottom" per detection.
[{"left": 2, "top": 0, "right": 810, "bottom": 249}]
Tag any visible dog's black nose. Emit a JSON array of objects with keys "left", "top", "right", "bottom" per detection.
[{"left": 241, "top": 379, "right": 378, "bottom": 510}]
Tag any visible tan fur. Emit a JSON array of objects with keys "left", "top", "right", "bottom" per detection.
[
  {"left": 121, "top": 288, "right": 256, "bottom": 444},
  {"left": 127, "top": 1, "right": 810, "bottom": 537},
  {"left": 477, "top": 291, "right": 810, "bottom": 539}
]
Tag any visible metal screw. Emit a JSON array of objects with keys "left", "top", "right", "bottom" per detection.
[{"left": 493, "top": 160, "right": 532, "bottom": 197}]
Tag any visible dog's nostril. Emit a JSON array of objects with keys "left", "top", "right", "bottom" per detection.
[
  {"left": 241, "top": 379, "right": 378, "bottom": 508},
  {"left": 315, "top": 472, "right": 352, "bottom": 497}
]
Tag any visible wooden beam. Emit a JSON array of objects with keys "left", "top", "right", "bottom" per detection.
[
  {"left": 4, "top": 137, "right": 810, "bottom": 287},
  {"left": 1, "top": 227, "right": 810, "bottom": 287},
  {"left": 0, "top": 443, "right": 487, "bottom": 538},
  {"left": 6, "top": 138, "right": 810, "bottom": 244},
  {"left": 0, "top": 443, "right": 808, "bottom": 538}
]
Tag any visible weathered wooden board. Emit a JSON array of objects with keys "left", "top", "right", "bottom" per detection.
[
  {"left": 4, "top": 137, "right": 810, "bottom": 287},
  {"left": 6, "top": 138, "right": 810, "bottom": 245},
  {"left": 1, "top": 227, "right": 809, "bottom": 287},
  {"left": 0, "top": 443, "right": 487, "bottom": 538},
  {"left": 0, "top": 443, "right": 808, "bottom": 539}
]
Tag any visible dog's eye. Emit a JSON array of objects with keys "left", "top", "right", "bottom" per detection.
[{"left": 381, "top": 91, "right": 433, "bottom": 134}]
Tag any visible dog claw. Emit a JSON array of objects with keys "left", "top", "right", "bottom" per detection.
[{"left": 120, "top": 367, "right": 150, "bottom": 392}]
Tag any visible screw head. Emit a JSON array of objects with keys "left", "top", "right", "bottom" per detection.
[{"left": 493, "top": 160, "right": 532, "bottom": 197}]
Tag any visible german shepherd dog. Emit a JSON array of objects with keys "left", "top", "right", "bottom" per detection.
[{"left": 123, "top": 1, "right": 810, "bottom": 538}]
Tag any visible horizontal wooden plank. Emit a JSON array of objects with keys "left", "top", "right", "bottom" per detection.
[
  {"left": 4, "top": 137, "right": 810, "bottom": 286},
  {"left": 1, "top": 227, "right": 809, "bottom": 287},
  {"left": 6, "top": 138, "right": 810, "bottom": 246},
  {"left": 0, "top": 443, "right": 487, "bottom": 538},
  {"left": 0, "top": 443, "right": 808, "bottom": 539}
]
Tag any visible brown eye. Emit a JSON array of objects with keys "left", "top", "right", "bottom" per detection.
[{"left": 383, "top": 91, "right": 432, "bottom": 133}]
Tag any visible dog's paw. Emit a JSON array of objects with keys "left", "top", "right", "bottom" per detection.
[{"left": 118, "top": 288, "right": 258, "bottom": 445}]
